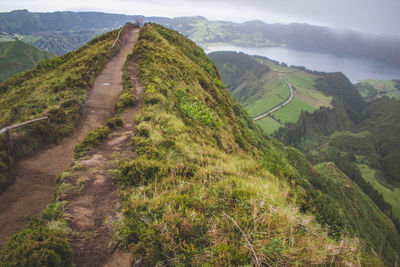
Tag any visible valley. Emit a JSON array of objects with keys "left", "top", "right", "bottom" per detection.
[{"left": 209, "top": 51, "right": 332, "bottom": 133}]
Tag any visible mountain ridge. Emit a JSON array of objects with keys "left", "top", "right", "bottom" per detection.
[{"left": 1, "top": 10, "right": 399, "bottom": 67}]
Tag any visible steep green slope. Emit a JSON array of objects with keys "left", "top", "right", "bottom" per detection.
[
  {"left": 312, "top": 162, "right": 399, "bottom": 265},
  {"left": 275, "top": 73, "right": 400, "bottom": 234},
  {"left": 106, "top": 23, "right": 371, "bottom": 266},
  {"left": 0, "top": 40, "right": 54, "bottom": 82},
  {"left": 209, "top": 51, "right": 332, "bottom": 133},
  {"left": 0, "top": 25, "right": 130, "bottom": 192}
]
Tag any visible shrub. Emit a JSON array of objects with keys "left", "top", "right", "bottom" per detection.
[
  {"left": 0, "top": 219, "right": 72, "bottom": 267},
  {"left": 74, "top": 117, "right": 123, "bottom": 158},
  {"left": 175, "top": 88, "right": 217, "bottom": 126},
  {"left": 119, "top": 158, "right": 164, "bottom": 186}
]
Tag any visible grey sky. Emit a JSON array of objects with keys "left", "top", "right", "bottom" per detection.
[{"left": 1, "top": 0, "right": 399, "bottom": 35}]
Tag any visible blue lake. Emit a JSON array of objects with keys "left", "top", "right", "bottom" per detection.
[{"left": 207, "top": 45, "right": 400, "bottom": 83}]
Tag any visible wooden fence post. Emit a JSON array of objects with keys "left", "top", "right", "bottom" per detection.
[
  {"left": 5, "top": 129, "right": 15, "bottom": 158},
  {"left": 46, "top": 118, "right": 57, "bottom": 143}
]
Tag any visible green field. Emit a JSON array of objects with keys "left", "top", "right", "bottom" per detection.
[
  {"left": 247, "top": 58, "right": 332, "bottom": 127},
  {"left": 357, "top": 79, "right": 400, "bottom": 101},
  {"left": 246, "top": 78, "right": 289, "bottom": 116},
  {"left": 211, "top": 52, "right": 332, "bottom": 133},
  {"left": 256, "top": 116, "right": 284, "bottom": 133},
  {"left": 273, "top": 97, "right": 315, "bottom": 123},
  {"left": 250, "top": 69, "right": 332, "bottom": 125},
  {"left": 358, "top": 164, "right": 400, "bottom": 220}
]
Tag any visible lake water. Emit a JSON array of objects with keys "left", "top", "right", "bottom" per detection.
[{"left": 206, "top": 45, "right": 400, "bottom": 83}]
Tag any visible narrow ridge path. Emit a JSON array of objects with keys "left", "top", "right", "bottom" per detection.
[
  {"left": 0, "top": 28, "right": 139, "bottom": 247},
  {"left": 63, "top": 54, "right": 143, "bottom": 267}
]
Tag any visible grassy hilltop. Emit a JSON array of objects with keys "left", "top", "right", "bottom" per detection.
[
  {"left": 0, "top": 40, "right": 54, "bottom": 82},
  {"left": 1, "top": 24, "right": 399, "bottom": 266}
]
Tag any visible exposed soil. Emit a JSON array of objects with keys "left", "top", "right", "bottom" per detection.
[
  {"left": 64, "top": 54, "right": 143, "bottom": 266},
  {"left": 0, "top": 28, "right": 139, "bottom": 247}
]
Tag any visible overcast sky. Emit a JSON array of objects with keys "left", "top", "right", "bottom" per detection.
[{"left": 1, "top": 0, "right": 400, "bottom": 35}]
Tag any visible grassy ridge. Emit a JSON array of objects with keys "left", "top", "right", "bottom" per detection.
[
  {"left": 0, "top": 25, "right": 131, "bottom": 192},
  {"left": 358, "top": 164, "right": 400, "bottom": 220},
  {"left": 0, "top": 40, "right": 54, "bottom": 82},
  {"left": 312, "top": 162, "right": 400, "bottom": 265},
  {"left": 111, "top": 24, "right": 365, "bottom": 265}
]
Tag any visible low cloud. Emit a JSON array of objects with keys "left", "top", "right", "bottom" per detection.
[{"left": 1, "top": 0, "right": 399, "bottom": 35}]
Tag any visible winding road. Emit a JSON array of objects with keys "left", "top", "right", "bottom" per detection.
[{"left": 253, "top": 77, "right": 294, "bottom": 121}]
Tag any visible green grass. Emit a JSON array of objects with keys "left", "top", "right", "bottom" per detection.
[
  {"left": 312, "top": 162, "right": 400, "bottom": 265},
  {"left": 73, "top": 117, "right": 123, "bottom": 159},
  {"left": 245, "top": 70, "right": 331, "bottom": 122},
  {"left": 246, "top": 78, "right": 289, "bottom": 116},
  {"left": 115, "top": 52, "right": 137, "bottom": 114},
  {"left": 211, "top": 53, "right": 332, "bottom": 130},
  {"left": 255, "top": 116, "right": 284, "bottom": 134},
  {"left": 0, "top": 24, "right": 134, "bottom": 192},
  {"left": 357, "top": 79, "right": 400, "bottom": 101},
  {"left": 111, "top": 24, "right": 364, "bottom": 265},
  {"left": 0, "top": 201, "right": 72, "bottom": 267},
  {"left": 0, "top": 40, "right": 55, "bottom": 82},
  {"left": 358, "top": 164, "right": 400, "bottom": 221},
  {"left": 273, "top": 98, "right": 316, "bottom": 123}
]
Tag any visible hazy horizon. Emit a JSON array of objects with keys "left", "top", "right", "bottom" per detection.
[{"left": 1, "top": 0, "right": 400, "bottom": 36}]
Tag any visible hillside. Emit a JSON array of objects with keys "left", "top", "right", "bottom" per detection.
[
  {"left": 275, "top": 73, "right": 400, "bottom": 230},
  {"left": 0, "top": 40, "right": 54, "bottom": 82},
  {"left": 0, "top": 25, "right": 133, "bottom": 192},
  {"left": 1, "top": 23, "right": 399, "bottom": 266},
  {"left": 209, "top": 51, "right": 332, "bottom": 133}
]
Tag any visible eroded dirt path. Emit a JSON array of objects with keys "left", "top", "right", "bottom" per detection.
[
  {"left": 0, "top": 28, "right": 139, "bottom": 247},
  {"left": 62, "top": 56, "right": 143, "bottom": 266}
]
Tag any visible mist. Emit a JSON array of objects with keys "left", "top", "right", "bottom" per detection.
[{"left": 1, "top": 0, "right": 399, "bottom": 35}]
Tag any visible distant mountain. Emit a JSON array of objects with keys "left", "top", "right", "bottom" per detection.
[
  {"left": 1, "top": 10, "right": 400, "bottom": 67},
  {"left": 0, "top": 9, "right": 133, "bottom": 33},
  {"left": 0, "top": 40, "right": 54, "bottom": 82},
  {"left": 0, "top": 10, "right": 140, "bottom": 55},
  {"left": 157, "top": 17, "right": 400, "bottom": 66}
]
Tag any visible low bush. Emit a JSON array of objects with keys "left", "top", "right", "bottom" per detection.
[
  {"left": 0, "top": 219, "right": 72, "bottom": 267},
  {"left": 74, "top": 117, "right": 123, "bottom": 158}
]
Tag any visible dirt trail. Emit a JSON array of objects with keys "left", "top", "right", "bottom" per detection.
[
  {"left": 0, "top": 28, "right": 139, "bottom": 247},
  {"left": 63, "top": 55, "right": 143, "bottom": 266}
]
